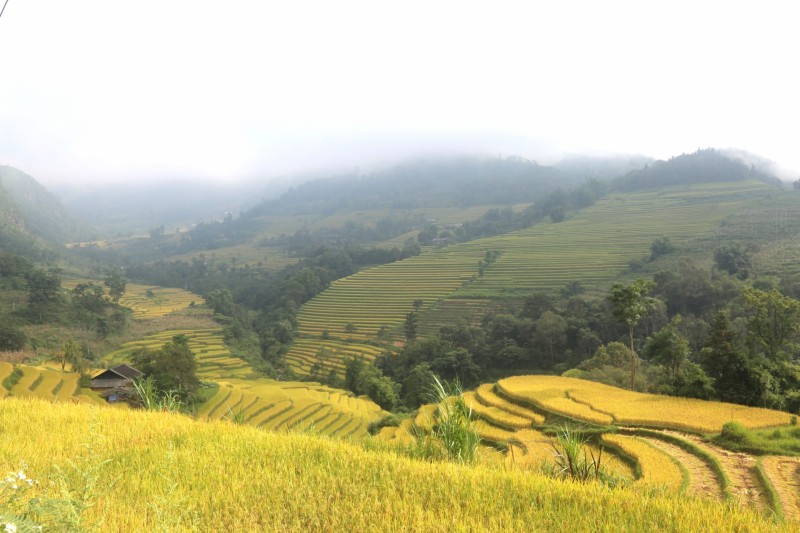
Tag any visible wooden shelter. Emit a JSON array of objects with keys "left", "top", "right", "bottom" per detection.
[{"left": 90, "top": 364, "right": 143, "bottom": 402}]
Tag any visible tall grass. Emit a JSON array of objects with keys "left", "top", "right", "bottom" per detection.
[
  {"left": 544, "top": 426, "right": 619, "bottom": 487},
  {"left": 0, "top": 396, "right": 787, "bottom": 531},
  {"left": 414, "top": 376, "right": 481, "bottom": 463}
]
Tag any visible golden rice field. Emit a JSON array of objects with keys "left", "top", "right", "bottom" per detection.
[
  {"left": 497, "top": 375, "right": 792, "bottom": 433},
  {"left": 283, "top": 337, "right": 385, "bottom": 378},
  {"left": 63, "top": 279, "right": 202, "bottom": 319},
  {"left": 0, "top": 361, "right": 102, "bottom": 404},
  {"left": 99, "top": 327, "right": 386, "bottom": 437},
  {"left": 197, "top": 378, "right": 385, "bottom": 438},
  {"left": 102, "top": 328, "right": 252, "bottom": 380},
  {"left": 601, "top": 434, "right": 686, "bottom": 489},
  {"left": 119, "top": 284, "right": 201, "bottom": 319},
  {"left": 1, "top": 397, "right": 784, "bottom": 531},
  {"left": 371, "top": 374, "right": 800, "bottom": 517}
]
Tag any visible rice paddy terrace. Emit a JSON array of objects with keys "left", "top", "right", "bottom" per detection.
[
  {"left": 102, "top": 328, "right": 386, "bottom": 438},
  {"left": 380, "top": 375, "right": 800, "bottom": 519},
  {"left": 0, "top": 361, "right": 102, "bottom": 404},
  {"left": 1, "top": 395, "right": 782, "bottom": 531},
  {"left": 62, "top": 280, "right": 201, "bottom": 319},
  {"left": 286, "top": 180, "right": 771, "bottom": 376}
]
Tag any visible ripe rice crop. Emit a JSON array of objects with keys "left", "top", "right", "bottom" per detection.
[
  {"left": 602, "top": 434, "right": 685, "bottom": 490},
  {"left": 0, "top": 396, "right": 782, "bottom": 531},
  {"left": 197, "top": 378, "right": 385, "bottom": 438},
  {"left": 463, "top": 391, "right": 532, "bottom": 430},
  {"left": 475, "top": 384, "right": 546, "bottom": 425},
  {"left": 497, "top": 375, "right": 790, "bottom": 433}
]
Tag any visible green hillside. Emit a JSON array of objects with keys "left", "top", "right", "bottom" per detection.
[
  {"left": 0, "top": 165, "right": 94, "bottom": 244},
  {"left": 286, "top": 180, "right": 774, "bottom": 375}
]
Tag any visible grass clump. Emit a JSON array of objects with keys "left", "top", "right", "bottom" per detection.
[
  {"left": 411, "top": 377, "right": 481, "bottom": 463},
  {"left": 544, "top": 426, "right": 621, "bottom": 488},
  {"left": 713, "top": 421, "right": 800, "bottom": 455}
]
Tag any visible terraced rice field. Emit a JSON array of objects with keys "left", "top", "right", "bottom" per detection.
[
  {"left": 377, "top": 375, "right": 800, "bottom": 517},
  {"left": 102, "top": 328, "right": 252, "bottom": 380},
  {"left": 290, "top": 181, "right": 768, "bottom": 375},
  {"left": 63, "top": 280, "right": 202, "bottom": 319},
  {"left": 119, "top": 284, "right": 202, "bottom": 319},
  {"left": 101, "top": 328, "right": 387, "bottom": 437},
  {"left": 0, "top": 362, "right": 102, "bottom": 404},
  {"left": 197, "top": 378, "right": 385, "bottom": 438},
  {"left": 601, "top": 433, "right": 685, "bottom": 490},
  {"left": 497, "top": 375, "right": 791, "bottom": 433},
  {"left": 283, "top": 338, "right": 385, "bottom": 378}
]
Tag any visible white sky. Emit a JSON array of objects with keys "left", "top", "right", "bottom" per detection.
[{"left": 1, "top": 0, "right": 798, "bottom": 186}]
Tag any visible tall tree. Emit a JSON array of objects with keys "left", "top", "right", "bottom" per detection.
[
  {"left": 132, "top": 334, "right": 200, "bottom": 402},
  {"left": 645, "top": 316, "right": 690, "bottom": 382},
  {"left": 535, "top": 311, "right": 567, "bottom": 364},
  {"left": 104, "top": 269, "right": 127, "bottom": 303},
  {"left": 742, "top": 287, "right": 800, "bottom": 360},
  {"left": 608, "top": 278, "right": 657, "bottom": 389}
]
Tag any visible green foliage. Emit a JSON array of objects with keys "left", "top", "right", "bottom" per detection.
[
  {"left": 343, "top": 356, "right": 400, "bottom": 410},
  {"left": 649, "top": 236, "right": 675, "bottom": 261},
  {"left": 25, "top": 267, "right": 62, "bottom": 322},
  {"left": 644, "top": 316, "right": 690, "bottom": 382},
  {"left": 367, "top": 414, "right": 403, "bottom": 435},
  {"left": 131, "top": 335, "right": 200, "bottom": 404},
  {"left": 2, "top": 368, "right": 23, "bottom": 391},
  {"left": 132, "top": 376, "right": 183, "bottom": 413},
  {"left": 714, "top": 244, "right": 753, "bottom": 279},
  {"left": 741, "top": 287, "right": 800, "bottom": 360},
  {"left": 0, "top": 323, "right": 27, "bottom": 351},
  {"left": 422, "top": 376, "right": 480, "bottom": 464},
  {"left": 544, "top": 426, "right": 618, "bottom": 487},
  {"left": 608, "top": 278, "right": 657, "bottom": 389},
  {"left": 713, "top": 423, "right": 800, "bottom": 455},
  {"left": 700, "top": 312, "right": 770, "bottom": 406},
  {"left": 104, "top": 269, "right": 126, "bottom": 303},
  {"left": 404, "top": 312, "right": 417, "bottom": 343}
]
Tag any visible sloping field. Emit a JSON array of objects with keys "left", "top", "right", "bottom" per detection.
[
  {"left": 289, "top": 181, "right": 769, "bottom": 375},
  {"left": 197, "top": 378, "right": 385, "bottom": 438},
  {"left": 0, "top": 396, "right": 784, "bottom": 531},
  {"left": 119, "top": 284, "right": 202, "bottom": 319},
  {"left": 376, "top": 375, "right": 800, "bottom": 516},
  {"left": 0, "top": 363, "right": 102, "bottom": 404},
  {"left": 284, "top": 338, "right": 384, "bottom": 377},
  {"left": 102, "top": 328, "right": 253, "bottom": 380},
  {"left": 497, "top": 375, "right": 791, "bottom": 433},
  {"left": 101, "top": 328, "right": 386, "bottom": 436},
  {"left": 462, "top": 181, "right": 767, "bottom": 296},
  {"left": 63, "top": 280, "right": 202, "bottom": 319}
]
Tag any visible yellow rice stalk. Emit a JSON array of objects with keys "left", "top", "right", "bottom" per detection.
[{"left": 0, "top": 396, "right": 784, "bottom": 531}]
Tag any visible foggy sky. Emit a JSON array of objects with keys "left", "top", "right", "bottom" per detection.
[{"left": 1, "top": 1, "right": 798, "bottom": 187}]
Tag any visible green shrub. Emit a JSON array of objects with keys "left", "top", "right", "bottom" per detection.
[{"left": 720, "top": 421, "right": 750, "bottom": 444}]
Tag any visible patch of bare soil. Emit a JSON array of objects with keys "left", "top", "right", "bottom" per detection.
[
  {"left": 659, "top": 430, "right": 769, "bottom": 512},
  {"left": 636, "top": 435, "right": 722, "bottom": 499},
  {"left": 762, "top": 456, "right": 800, "bottom": 520}
]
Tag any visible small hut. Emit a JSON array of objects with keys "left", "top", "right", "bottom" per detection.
[{"left": 90, "top": 364, "right": 143, "bottom": 402}]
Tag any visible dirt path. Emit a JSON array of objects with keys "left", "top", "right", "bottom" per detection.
[
  {"left": 636, "top": 435, "right": 722, "bottom": 499},
  {"left": 762, "top": 456, "right": 800, "bottom": 520},
  {"left": 659, "top": 430, "right": 769, "bottom": 512}
]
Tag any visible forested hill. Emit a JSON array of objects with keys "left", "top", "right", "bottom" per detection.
[
  {"left": 0, "top": 165, "right": 95, "bottom": 244},
  {"left": 248, "top": 156, "right": 576, "bottom": 216},
  {"left": 612, "top": 148, "right": 782, "bottom": 191},
  {"left": 0, "top": 172, "right": 57, "bottom": 262}
]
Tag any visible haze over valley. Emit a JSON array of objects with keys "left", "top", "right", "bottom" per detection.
[{"left": 2, "top": 2, "right": 800, "bottom": 531}]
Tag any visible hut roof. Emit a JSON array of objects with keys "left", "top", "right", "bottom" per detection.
[{"left": 92, "top": 364, "right": 143, "bottom": 382}]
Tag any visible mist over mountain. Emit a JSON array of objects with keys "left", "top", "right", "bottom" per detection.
[
  {"left": 53, "top": 178, "right": 293, "bottom": 237},
  {"left": 611, "top": 149, "right": 783, "bottom": 191}
]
